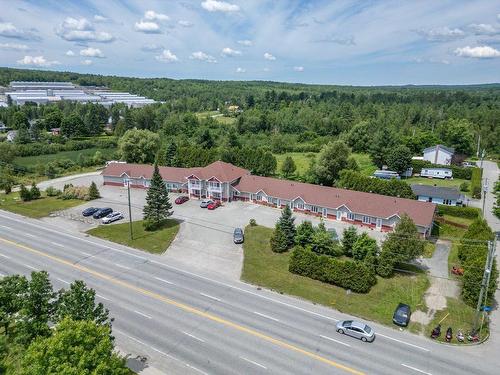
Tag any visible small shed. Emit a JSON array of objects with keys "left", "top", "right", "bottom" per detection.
[{"left": 423, "top": 145, "right": 454, "bottom": 165}]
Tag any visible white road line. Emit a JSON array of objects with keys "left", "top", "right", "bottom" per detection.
[
  {"left": 200, "top": 292, "right": 221, "bottom": 302},
  {"left": 133, "top": 310, "right": 152, "bottom": 319},
  {"left": 57, "top": 278, "right": 70, "bottom": 284},
  {"left": 253, "top": 311, "right": 280, "bottom": 322},
  {"left": 319, "top": 335, "right": 351, "bottom": 347},
  {"left": 239, "top": 356, "right": 267, "bottom": 369},
  {"left": 401, "top": 363, "right": 432, "bottom": 375},
  {"left": 185, "top": 364, "right": 209, "bottom": 375},
  {"left": 24, "top": 233, "right": 36, "bottom": 238},
  {"left": 51, "top": 242, "right": 65, "bottom": 248},
  {"left": 0, "top": 253, "right": 11, "bottom": 259},
  {"left": 154, "top": 276, "right": 174, "bottom": 285},
  {"left": 0, "top": 225, "right": 13, "bottom": 230},
  {"left": 378, "top": 333, "right": 429, "bottom": 352},
  {"left": 96, "top": 294, "right": 110, "bottom": 301},
  {"left": 24, "top": 264, "right": 39, "bottom": 271},
  {"left": 115, "top": 263, "right": 131, "bottom": 270},
  {"left": 182, "top": 331, "right": 205, "bottom": 343},
  {"left": 80, "top": 251, "right": 92, "bottom": 257}
]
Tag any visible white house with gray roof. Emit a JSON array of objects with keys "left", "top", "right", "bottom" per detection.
[
  {"left": 423, "top": 144, "right": 454, "bottom": 165},
  {"left": 411, "top": 184, "right": 464, "bottom": 206}
]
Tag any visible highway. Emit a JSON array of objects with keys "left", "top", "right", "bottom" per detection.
[{"left": 0, "top": 209, "right": 496, "bottom": 375}]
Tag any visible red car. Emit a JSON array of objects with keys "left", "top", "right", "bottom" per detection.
[
  {"left": 207, "top": 200, "right": 221, "bottom": 210},
  {"left": 175, "top": 196, "right": 189, "bottom": 204}
]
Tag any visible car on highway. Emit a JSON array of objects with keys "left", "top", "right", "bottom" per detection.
[
  {"left": 175, "top": 196, "right": 189, "bottom": 204},
  {"left": 207, "top": 200, "right": 221, "bottom": 210},
  {"left": 200, "top": 199, "right": 213, "bottom": 208},
  {"left": 393, "top": 303, "right": 411, "bottom": 327},
  {"left": 93, "top": 207, "right": 113, "bottom": 219},
  {"left": 82, "top": 207, "right": 100, "bottom": 217},
  {"left": 233, "top": 228, "right": 244, "bottom": 244},
  {"left": 102, "top": 211, "right": 124, "bottom": 224},
  {"left": 336, "top": 320, "right": 375, "bottom": 342}
]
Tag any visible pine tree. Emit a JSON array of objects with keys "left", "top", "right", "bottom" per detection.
[
  {"left": 88, "top": 182, "right": 101, "bottom": 200},
  {"left": 166, "top": 141, "right": 178, "bottom": 167},
  {"left": 30, "top": 182, "right": 41, "bottom": 200},
  {"left": 270, "top": 224, "right": 289, "bottom": 253},
  {"left": 295, "top": 221, "right": 314, "bottom": 247},
  {"left": 143, "top": 163, "right": 172, "bottom": 231},
  {"left": 277, "top": 205, "right": 296, "bottom": 249},
  {"left": 341, "top": 226, "right": 358, "bottom": 257}
]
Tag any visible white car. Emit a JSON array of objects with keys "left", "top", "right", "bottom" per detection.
[{"left": 102, "top": 212, "right": 124, "bottom": 224}]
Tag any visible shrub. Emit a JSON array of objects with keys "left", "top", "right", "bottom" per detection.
[
  {"left": 249, "top": 218, "right": 257, "bottom": 226},
  {"left": 471, "top": 168, "right": 482, "bottom": 199},
  {"left": 459, "top": 181, "right": 469, "bottom": 192},
  {"left": 436, "top": 205, "right": 480, "bottom": 219},
  {"left": 337, "top": 170, "right": 415, "bottom": 199},
  {"left": 19, "top": 184, "right": 32, "bottom": 201},
  {"left": 30, "top": 182, "right": 41, "bottom": 199},
  {"left": 60, "top": 185, "right": 90, "bottom": 201},
  {"left": 45, "top": 186, "right": 61, "bottom": 197},
  {"left": 352, "top": 233, "right": 378, "bottom": 261},
  {"left": 289, "top": 246, "right": 376, "bottom": 293},
  {"left": 341, "top": 226, "right": 358, "bottom": 257}
]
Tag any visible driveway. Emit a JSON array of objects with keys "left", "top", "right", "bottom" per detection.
[{"left": 37, "top": 174, "right": 387, "bottom": 280}]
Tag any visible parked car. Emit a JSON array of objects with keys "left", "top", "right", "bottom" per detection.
[
  {"left": 336, "top": 320, "right": 375, "bottom": 342},
  {"left": 175, "top": 196, "right": 189, "bottom": 204},
  {"left": 207, "top": 200, "right": 221, "bottom": 210},
  {"left": 93, "top": 207, "right": 113, "bottom": 219},
  {"left": 393, "top": 303, "right": 411, "bottom": 327},
  {"left": 82, "top": 207, "right": 99, "bottom": 217},
  {"left": 233, "top": 228, "right": 244, "bottom": 244},
  {"left": 102, "top": 211, "right": 124, "bottom": 224},
  {"left": 200, "top": 199, "right": 213, "bottom": 208}
]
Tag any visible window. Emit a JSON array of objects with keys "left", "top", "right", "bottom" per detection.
[
  {"left": 347, "top": 212, "right": 355, "bottom": 221},
  {"left": 209, "top": 182, "right": 220, "bottom": 188},
  {"left": 363, "top": 216, "right": 370, "bottom": 224},
  {"left": 267, "top": 196, "right": 273, "bottom": 203},
  {"left": 295, "top": 201, "right": 304, "bottom": 210},
  {"left": 310, "top": 206, "right": 319, "bottom": 213}
]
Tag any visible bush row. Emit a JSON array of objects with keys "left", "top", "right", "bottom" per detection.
[
  {"left": 436, "top": 205, "right": 481, "bottom": 219},
  {"left": 10, "top": 138, "right": 117, "bottom": 157},
  {"left": 411, "top": 160, "right": 474, "bottom": 180},
  {"left": 470, "top": 168, "right": 483, "bottom": 199},
  {"left": 289, "top": 246, "right": 377, "bottom": 293},
  {"left": 337, "top": 170, "right": 415, "bottom": 199}
]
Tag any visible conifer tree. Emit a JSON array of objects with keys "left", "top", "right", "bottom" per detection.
[
  {"left": 143, "top": 163, "right": 172, "bottom": 230},
  {"left": 88, "top": 181, "right": 101, "bottom": 200},
  {"left": 270, "top": 224, "right": 288, "bottom": 253},
  {"left": 30, "top": 182, "right": 41, "bottom": 200},
  {"left": 270, "top": 205, "right": 296, "bottom": 252}
]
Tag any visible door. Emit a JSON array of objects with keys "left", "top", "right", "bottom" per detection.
[
  {"left": 347, "top": 327, "right": 363, "bottom": 339},
  {"left": 336, "top": 210, "right": 342, "bottom": 221},
  {"left": 376, "top": 218, "right": 382, "bottom": 229},
  {"left": 322, "top": 208, "right": 327, "bottom": 218}
]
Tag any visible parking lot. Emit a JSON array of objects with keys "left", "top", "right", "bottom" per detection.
[{"left": 39, "top": 174, "right": 387, "bottom": 280}]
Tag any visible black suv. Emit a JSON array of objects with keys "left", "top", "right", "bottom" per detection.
[
  {"left": 93, "top": 207, "right": 113, "bottom": 219},
  {"left": 393, "top": 303, "right": 411, "bottom": 327},
  {"left": 82, "top": 207, "right": 100, "bottom": 217}
]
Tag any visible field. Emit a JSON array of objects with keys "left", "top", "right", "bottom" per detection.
[
  {"left": 196, "top": 111, "right": 236, "bottom": 125},
  {"left": 13, "top": 147, "right": 118, "bottom": 168},
  {"left": 274, "top": 152, "right": 315, "bottom": 175},
  {"left": 351, "top": 153, "right": 377, "bottom": 176},
  {"left": 87, "top": 219, "right": 180, "bottom": 254},
  {"left": 0, "top": 192, "right": 83, "bottom": 218},
  {"left": 241, "top": 225, "right": 429, "bottom": 328}
]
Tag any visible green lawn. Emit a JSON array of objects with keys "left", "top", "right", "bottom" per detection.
[
  {"left": 242, "top": 225, "right": 429, "bottom": 327},
  {"left": 87, "top": 219, "right": 180, "bottom": 254},
  {"left": 13, "top": 147, "right": 117, "bottom": 168},
  {"left": 0, "top": 192, "right": 84, "bottom": 218},
  {"left": 196, "top": 111, "right": 236, "bottom": 125},
  {"left": 351, "top": 153, "right": 377, "bottom": 176},
  {"left": 405, "top": 177, "right": 470, "bottom": 196},
  {"left": 274, "top": 152, "right": 316, "bottom": 175}
]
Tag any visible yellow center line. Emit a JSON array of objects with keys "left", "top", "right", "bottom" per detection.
[{"left": 0, "top": 236, "right": 364, "bottom": 375}]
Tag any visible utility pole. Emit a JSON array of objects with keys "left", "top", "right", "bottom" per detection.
[
  {"left": 482, "top": 178, "right": 488, "bottom": 215},
  {"left": 125, "top": 178, "right": 133, "bottom": 240},
  {"left": 473, "top": 239, "right": 496, "bottom": 332},
  {"left": 476, "top": 134, "right": 481, "bottom": 158}
]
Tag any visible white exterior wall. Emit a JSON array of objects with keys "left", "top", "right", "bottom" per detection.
[{"left": 423, "top": 149, "right": 453, "bottom": 165}]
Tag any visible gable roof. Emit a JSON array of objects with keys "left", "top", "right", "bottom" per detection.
[
  {"left": 423, "top": 144, "right": 455, "bottom": 154},
  {"left": 195, "top": 160, "right": 249, "bottom": 182},
  {"left": 411, "top": 184, "right": 462, "bottom": 201},
  {"left": 234, "top": 174, "right": 436, "bottom": 228}
]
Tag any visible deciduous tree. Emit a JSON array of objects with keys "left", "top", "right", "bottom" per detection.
[
  {"left": 315, "top": 141, "right": 350, "bottom": 186},
  {"left": 281, "top": 156, "right": 296, "bottom": 178},
  {"left": 119, "top": 129, "right": 160, "bottom": 164}
]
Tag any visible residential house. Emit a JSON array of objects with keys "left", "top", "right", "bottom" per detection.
[
  {"left": 423, "top": 145, "right": 454, "bottom": 165},
  {"left": 411, "top": 184, "right": 464, "bottom": 206}
]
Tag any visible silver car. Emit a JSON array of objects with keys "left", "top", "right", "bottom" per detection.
[
  {"left": 200, "top": 199, "right": 213, "bottom": 208},
  {"left": 102, "top": 211, "right": 124, "bottom": 224},
  {"left": 336, "top": 320, "right": 375, "bottom": 342}
]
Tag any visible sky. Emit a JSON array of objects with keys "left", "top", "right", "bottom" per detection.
[{"left": 0, "top": 0, "right": 499, "bottom": 85}]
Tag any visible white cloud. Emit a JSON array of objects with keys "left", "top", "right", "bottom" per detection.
[
  {"left": 417, "top": 26, "right": 465, "bottom": 41},
  {"left": 264, "top": 52, "right": 276, "bottom": 61},
  {"left": 315, "top": 35, "right": 356, "bottom": 45},
  {"left": 201, "top": 0, "right": 239, "bottom": 13},
  {"left": 94, "top": 15, "right": 107, "bottom": 23},
  {"left": 235, "top": 67, "right": 246, "bottom": 73},
  {"left": 141, "top": 44, "right": 163, "bottom": 52},
  {"left": 0, "top": 42, "right": 29, "bottom": 51},
  {"left": 293, "top": 66, "right": 304, "bottom": 72},
  {"left": 221, "top": 47, "right": 241, "bottom": 56},
  {"left": 190, "top": 51, "right": 217, "bottom": 63},
  {"left": 144, "top": 10, "right": 169, "bottom": 21},
  {"left": 81, "top": 59, "right": 93, "bottom": 65},
  {"left": 263, "top": 67, "right": 270, "bottom": 72},
  {"left": 0, "top": 22, "right": 40, "bottom": 41},
  {"left": 134, "top": 20, "right": 161, "bottom": 33},
  {"left": 178, "top": 20, "right": 193, "bottom": 27},
  {"left": 455, "top": 45, "right": 500, "bottom": 58},
  {"left": 155, "top": 49, "right": 178, "bottom": 62},
  {"left": 80, "top": 47, "right": 104, "bottom": 58},
  {"left": 65, "top": 50, "right": 75, "bottom": 56},
  {"left": 56, "top": 17, "right": 114, "bottom": 42},
  {"left": 237, "top": 40, "right": 252, "bottom": 46},
  {"left": 17, "top": 55, "right": 60, "bottom": 67},
  {"left": 468, "top": 23, "right": 499, "bottom": 35}
]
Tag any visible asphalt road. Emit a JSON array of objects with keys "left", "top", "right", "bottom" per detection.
[{"left": 0, "top": 209, "right": 497, "bottom": 375}]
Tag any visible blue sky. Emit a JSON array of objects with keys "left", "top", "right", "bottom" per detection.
[{"left": 0, "top": 0, "right": 499, "bottom": 85}]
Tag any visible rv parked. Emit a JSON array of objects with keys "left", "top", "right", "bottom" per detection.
[{"left": 420, "top": 168, "right": 452, "bottom": 179}]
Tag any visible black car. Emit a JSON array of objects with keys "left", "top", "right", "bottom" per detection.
[
  {"left": 393, "top": 303, "right": 411, "bottom": 327},
  {"left": 82, "top": 207, "right": 100, "bottom": 217},
  {"left": 233, "top": 228, "right": 244, "bottom": 244},
  {"left": 93, "top": 207, "right": 113, "bottom": 219}
]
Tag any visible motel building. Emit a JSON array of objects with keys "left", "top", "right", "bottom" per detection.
[{"left": 102, "top": 160, "right": 436, "bottom": 237}]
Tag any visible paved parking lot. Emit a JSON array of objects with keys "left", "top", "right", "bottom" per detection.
[{"left": 39, "top": 174, "right": 387, "bottom": 280}]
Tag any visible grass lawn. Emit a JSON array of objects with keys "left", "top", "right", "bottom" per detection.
[
  {"left": 196, "top": 111, "right": 236, "bottom": 125},
  {"left": 405, "top": 177, "right": 471, "bottom": 197},
  {"left": 13, "top": 147, "right": 117, "bottom": 168},
  {"left": 87, "top": 219, "right": 180, "bottom": 254},
  {"left": 0, "top": 192, "right": 83, "bottom": 218},
  {"left": 242, "top": 225, "right": 429, "bottom": 327},
  {"left": 351, "top": 153, "right": 377, "bottom": 176},
  {"left": 274, "top": 152, "right": 316, "bottom": 176}
]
